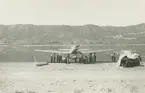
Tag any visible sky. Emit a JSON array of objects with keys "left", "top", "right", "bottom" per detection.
[{"left": 0, "top": 0, "right": 145, "bottom": 26}]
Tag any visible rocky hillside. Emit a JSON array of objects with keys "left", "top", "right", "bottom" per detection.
[{"left": 0, "top": 23, "right": 145, "bottom": 45}]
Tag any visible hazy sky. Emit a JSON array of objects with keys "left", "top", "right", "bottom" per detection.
[{"left": 0, "top": 0, "right": 145, "bottom": 26}]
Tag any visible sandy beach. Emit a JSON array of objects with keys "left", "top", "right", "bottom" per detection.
[{"left": 0, "top": 62, "right": 145, "bottom": 93}]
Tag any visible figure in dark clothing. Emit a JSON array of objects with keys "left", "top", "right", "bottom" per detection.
[
  {"left": 57, "top": 54, "right": 60, "bottom": 63},
  {"left": 66, "top": 54, "right": 70, "bottom": 64},
  {"left": 113, "top": 53, "right": 116, "bottom": 62},
  {"left": 79, "top": 58, "right": 81, "bottom": 63},
  {"left": 111, "top": 53, "right": 114, "bottom": 62},
  {"left": 74, "top": 54, "right": 77, "bottom": 63},
  {"left": 53, "top": 53, "right": 56, "bottom": 62},
  {"left": 84, "top": 56, "right": 88, "bottom": 64},
  {"left": 89, "top": 53, "right": 93, "bottom": 62},
  {"left": 111, "top": 52, "right": 116, "bottom": 62},
  {"left": 80, "top": 55, "right": 84, "bottom": 63},
  {"left": 59, "top": 55, "right": 62, "bottom": 63},
  {"left": 93, "top": 53, "right": 96, "bottom": 62}
]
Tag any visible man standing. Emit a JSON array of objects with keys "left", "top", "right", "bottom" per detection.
[
  {"left": 50, "top": 54, "right": 53, "bottom": 63},
  {"left": 74, "top": 54, "right": 77, "bottom": 63},
  {"left": 66, "top": 54, "right": 70, "bottom": 64},
  {"left": 59, "top": 55, "right": 62, "bottom": 63},
  {"left": 89, "top": 53, "right": 93, "bottom": 63},
  {"left": 57, "top": 54, "right": 60, "bottom": 63},
  {"left": 111, "top": 52, "right": 114, "bottom": 62},
  {"left": 113, "top": 53, "right": 116, "bottom": 62},
  {"left": 80, "top": 54, "right": 84, "bottom": 63},
  {"left": 93, "top": 53, "right": 96, "bottom": 62},
  {"left": 53, "top": 53, "right": 56, "bottom": 62},
  {"left": 84, "top": 56, "right": 88, "bottom": 64}
]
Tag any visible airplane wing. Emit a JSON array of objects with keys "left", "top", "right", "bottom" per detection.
[
  {"left": 58, "top": 49, "right": 89, "bottom": 51},
  {"left": 80, "top": 49, "right": 114, "bottom": 54},
  {"left": 35, "top": 49, "right": 71, "bottom": 54}
]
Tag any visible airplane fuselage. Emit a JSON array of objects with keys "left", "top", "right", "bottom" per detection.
[{"left": 71, "top": 48, "right": 79, "bottom": 54}]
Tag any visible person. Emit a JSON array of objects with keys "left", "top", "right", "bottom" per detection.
[
  {"left": 80, "top": 55, "right": 84, "bottom": 63},
  {"left": 111, "top": 53, "right": 114, "bottom": 62},
  {"left": 74, "top": 54, "right": 77, "bottom": 63},
  {"left": 84, "top": 56, "right": 88, "bottom": 64},
  {"left": 50, "top": 54, "right": 53, "bottom": 63},
  {"left": 113, "top": 53, "right": 116, "bottom": 62},
  {"left": 57, "top": 54, "right": 60, "bottom": 63},
  {"left": 59, "top": 55, "right": 62, "bottom": 63},
  {"left": 66, "top": 54, "right": 70, "bottom": 64},
  {"left": 53, "top": 53, "right": 56, "bottom": 62},
  {"left": 89, "top": 53, "right": 93, "bottom": 62},
  {"left": 93, "top": 53, "right": 96, "bottom": 62}
]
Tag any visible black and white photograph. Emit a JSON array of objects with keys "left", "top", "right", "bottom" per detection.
[{"left": 0, "top": 0, "right": 145, "bottom": 93}]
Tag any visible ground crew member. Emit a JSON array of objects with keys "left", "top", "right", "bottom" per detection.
[
  {"left": 89, "top": 53, "right": 93, "bottom": 62},
  {"left": 66, "top": 54, "right": 70, "bottom": 64},
  {"left": 113, "top": 53, "right": 116, "bottom": 62},
  {"left": 80, "top": 55, "right": 84, "bottom": 63},
  {"left": 59, "top": 55, "right": 62, "bottom": 63},
  {"left": 75, "top": 54, "right": 77, "bottom": 63},
  {"left": 57, "top": 54, "right": 60, "bottom": 63},
  {"left": 53, "top": 53, "right": 56, "bottom": 62},
  {"left": 84, "top": 56, "right": 88, "bottom": 64},
  {"left": 111, "top": 53, "right": 114, "bottom": 62},
  {"left": 50, "top": 54, "right": 53, "bottom": 63},
  {"left": 93, "top": 53, "right": 96, "bottom": 62}
]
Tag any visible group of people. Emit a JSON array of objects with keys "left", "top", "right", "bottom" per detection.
[
  {"left": 50, "top": 53, "right": 97, "bottom": 64},
  {"left": 88, "top": 53, "right": 97, "bottom": 63},
  {"left": 73, "top": 53, "right": 97, "bottom": 64},
  {"left": 50, "top": 53, "right": 62, "bottom": 63},
  {"left": 50, "top": 52, "right": 118, "bottom": 63}
]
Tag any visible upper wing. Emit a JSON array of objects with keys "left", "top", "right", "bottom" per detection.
[
  {"left": 58, "top": 49, "right": 70, "bottom": 50},
  {"left": 35, "top": 49, "right": 71, "bottom": 54},
  {"left": 80, "top": 49, "right": 114, "bottom": 53},
  {"left": 58, "top": 49, "right": 89, "bottom": 50}
]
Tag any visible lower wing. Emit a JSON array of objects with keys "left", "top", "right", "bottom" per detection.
[
  {"left": 35, "top": 49, "right": 71, "bottom": 54},
  {"left": 58, "top": 49, "right": 89, "bottom": 50},
  {"left": 80, "top": 49, "right": 114, "bottom": 53}
]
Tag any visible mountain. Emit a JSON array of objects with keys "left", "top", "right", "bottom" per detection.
[{"left": 0, "top": 23, "right": 145, "bottom": 45}]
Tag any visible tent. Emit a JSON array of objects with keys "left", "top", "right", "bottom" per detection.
[{"left": 116, "top": 50, "right": 141, "bottom": 67}]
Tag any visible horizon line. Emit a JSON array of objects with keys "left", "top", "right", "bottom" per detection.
[{"left": 0, "top": 23, "right": 145, "bottom": 27}]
